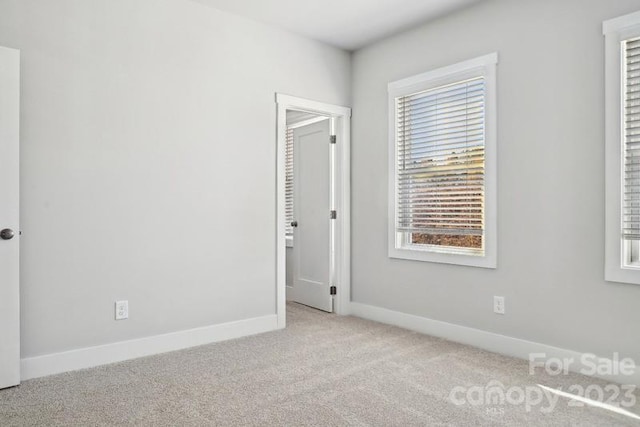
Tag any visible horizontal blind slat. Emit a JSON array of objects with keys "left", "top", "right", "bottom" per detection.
[
  {"left": 395, "top": 76, "right": 486, "bottom": 240},
  {"left": 623, "top": 38, "right": 640, "bottom": 239},
  {"left": 285, "top": 128, "right": 294, "bottom": 237}
]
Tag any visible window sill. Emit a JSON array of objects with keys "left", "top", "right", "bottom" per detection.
[
  {"left": 389, "top": 246, "right": 496, "bottom": 269},
  {"left": 605, "top": 265, "right": 640, "bottom": 286}
]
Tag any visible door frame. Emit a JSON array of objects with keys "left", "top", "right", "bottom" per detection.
[
  {"left": 0, "top": 45, "right": 20, "bottom": 388},
  {"left": 275, "top": 94, "right": 351, "bottom": 327}
]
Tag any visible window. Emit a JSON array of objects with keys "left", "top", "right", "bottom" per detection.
[
  {"left": 285, "top": 127, "right": 294, "bottom": 245},
  {"left": 388, "top": 53, "right": 497, "bottom": 268},
  {"left": 622, "top": 36, "right": 640, "bottom": 265},
  {"left": 604, "top": 11, "right": 640, "bottom": 284}
]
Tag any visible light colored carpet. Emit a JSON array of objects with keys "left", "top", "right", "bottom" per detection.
[{"left": 1, "top": 302, "right": 638, "bottom": 426}]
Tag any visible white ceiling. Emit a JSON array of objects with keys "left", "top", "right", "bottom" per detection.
[{"left": 193, "top": 0, "right": 483, "bottom": 50}]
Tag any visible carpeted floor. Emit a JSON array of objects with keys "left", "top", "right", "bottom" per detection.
[{"left": 1, "top": 302, "right": 639, "bottom": 426}]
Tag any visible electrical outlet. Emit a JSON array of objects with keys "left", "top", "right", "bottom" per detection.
[
  {"left": 493, "top": 296, "right": 505, "bottom": 315},
  {"left": 115, "top": 300, "right": 128, "bottom": 320}
]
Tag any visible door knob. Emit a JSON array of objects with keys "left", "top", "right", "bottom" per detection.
[
  {"left": 290, "top": 221, "right": 298, "bottom": 228},
  {"left": 0, "top": 228, "right": 14, "bottom": 240}
]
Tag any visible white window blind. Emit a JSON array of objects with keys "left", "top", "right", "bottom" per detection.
[
  {"left": 285, "top": 127, "right": 294, "bottom": 238},
  {"left": 395, "top": 77, "right": 486, "bottom": 249},
  {"left": 624, "top": 37, "right": 640, "bottom": 240},
  {"left": 604, "top": 13, "right": 640, "bottom": 283}
]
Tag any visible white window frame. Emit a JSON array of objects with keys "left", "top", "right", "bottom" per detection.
[
  {"left": 388, "top": 53, "right": 498, "bottom": 269},
  {"left": 604, "top": 11, "right": 640, "bottom": 285}
]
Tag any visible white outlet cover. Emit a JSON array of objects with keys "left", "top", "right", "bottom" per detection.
[
  {"left": 115, "top": 300, "right": 129, "bottom": 320},
  {"left": 493, "top": 296, "right": 505, "bottom": 315}
]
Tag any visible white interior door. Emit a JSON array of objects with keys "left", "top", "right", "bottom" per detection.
[
  {"left": 292, "top": 118, "right": 332, "bottom": 312},
  {"left": 0, "top": 46, "right": 20, "bottom": 389}
]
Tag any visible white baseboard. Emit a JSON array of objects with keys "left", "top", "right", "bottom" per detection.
[
  {"left": 21, "top": 314, "right": 279, "bottom": 381},
  {"left": 349, "top": 302, "right": 640, "bottom": 387}
]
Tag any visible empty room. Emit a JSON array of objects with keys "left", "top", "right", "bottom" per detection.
[{"left": 1, "top": 0, "right": 640, "bottom": 425}]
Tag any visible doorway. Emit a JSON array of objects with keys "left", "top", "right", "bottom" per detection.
[{"left": 276, "top": 94, "right": 351, "bottom": 327}]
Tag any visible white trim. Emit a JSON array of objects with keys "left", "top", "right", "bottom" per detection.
[
  {"left": 388, "top": 52, "right": 498, "bottom": 93},
  {"left": 21, "top": 314, "right": 277, "bottom": 380},
  {"left": 604, "top": 13, "right": 640, "bottom": 285},
  {"left": 287, "top": 115, "right": 329, "bottom": 130},
  {"left": 350, "top": 302, "right": 640, "bottom": 387},
  {"left": 603, "top": 10, "right": 640, "bottom": 35},
  {"left": 285, "top": 235, "right": 293, "bottom": 248},
  {"left": 277, "top": 94, "right": 352, "bottom": 118},
  {"left": 276, "top": 94, "right": 352, "bottom": 326},
  {"left": 387, "top": 53, "right": 498, "bottom": 269}
]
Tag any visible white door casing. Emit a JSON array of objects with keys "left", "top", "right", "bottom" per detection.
[
  {"left": 0, "top": 46, "right": 20, "bottom": 389},
  {"left": 292, "top": 119, "right": 332, "bottom": 312},
  {"left": 275, "top": 93, "right": 351, "bottom": 328}
]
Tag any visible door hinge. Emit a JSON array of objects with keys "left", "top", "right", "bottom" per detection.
[
  {"left": 330, "top": 286, "right": 337, "bottom": 295},
  {"left": 329, "top": 135, "right": 336, "bottom": 144},
  {"left": 330, "top": 210, "right": 337, "bottom": 219}
]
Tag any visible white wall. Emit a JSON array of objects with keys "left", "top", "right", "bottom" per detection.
[
  {"left": 351, "top": 0, "right": 640, "bottom": 360},
  {"left": 4, "top": 0, "right": 638, "bottom": 372},
  {"left": 0, "top": 0, "right": 350, "bottom": 358}
]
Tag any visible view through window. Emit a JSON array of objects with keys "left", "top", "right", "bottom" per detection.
[{"left": 396, "top": 77, "right": 486, "bottom": 253}]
